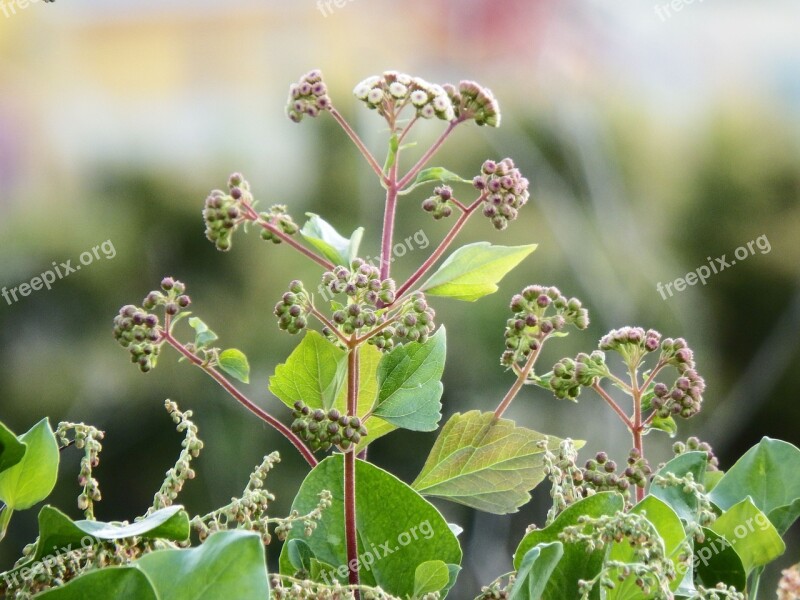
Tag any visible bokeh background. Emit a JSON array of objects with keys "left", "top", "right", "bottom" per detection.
[{"left": 1, "top": 0, "right": 799, "bottom": 596}]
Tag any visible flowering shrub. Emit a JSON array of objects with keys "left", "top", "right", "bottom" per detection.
[{"left": 1, "top": 69, "right": 799, "bottom": 600}]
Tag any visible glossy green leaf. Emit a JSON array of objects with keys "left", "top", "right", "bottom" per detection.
[
  {"left": 412, "top": 410, "right": 582, "bottom": 514},
  {"left": 420, "top": 242, "right": 536, "bottom": 302},
  {"left": 269, "top": 331, "right": 347, "bottom": 411},
  {"left": 372, "top": 327, "right": 446, "bottom": 431},
  {"left": 218, "top": 348, "right": 250, "bottom": 384},
  {"left": 606, "top": 496, "right": 686, "bottom": 599},
  {"left": 509, "top": 542, "right": 564, "bottom": 600},
  {"left": 300, "top": 213, "right": 364, "bottom": 266},
  {"left": 188, "top": 317, "right": 218, "bottom": 349},
  {"left": 35, "top": 567, "right": 158, "bottom": 600},
  {"left": 0, "top": 421, "right": 26, "bottom": 474},
  {"left": 692, "top": 527, "right": 746, "bottom": 592},
  {"left": 278, "top": 455, "right": 462, "bottom": 598},
  {"left": 709, "top": 498, "right": 785, "bottom": 572},
  {"left": 413, "top": 560, "right": 450, "bottom": 597},
  {"left": 23, "top": 505, "right": 190, "bottom": 566},
  {"left": 649, "top": 451, "right": 709, "bottom": 526},
  {"left": 513, "top": 492, "right": 625, "bottom": 599},
  {"left": 709, "top": 437, "right": 800, "bottom": 535},
  {"left": 0, "top": 419, "right": 59, "bottom": 510},
  {"left": 136, "top": 530, "right": 270, "bottom": 599}
]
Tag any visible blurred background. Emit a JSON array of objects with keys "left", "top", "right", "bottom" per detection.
[{"left": 1, "top": 0, "right": 799, "bottom": 596}]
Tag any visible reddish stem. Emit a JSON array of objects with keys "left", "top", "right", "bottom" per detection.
[
  {"left": 344, "top": 346, "right": 361, "bottom": 595},
  {"left": 591, "top": 382, "right": 634, "bottom": 430},
  {"left": 494, "top": 342, "right": 544, "bottom": 419},
  {"left": 329, "top": 108, "right": 387, "bottom": 184},
  {"left": 631, "top": 372, "right": 645, "bottom": 503},
  {"left": 395, "top": 196, "right": 483, "bottom": 298},
  {"left": 161, "top": 333, "right": 318, "bottom": 468},
  {"left": 380, "top": 166, "right": 400, "bottom": 280}
]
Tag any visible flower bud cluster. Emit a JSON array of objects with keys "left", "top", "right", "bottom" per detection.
[
  {"left": 672, "top": 437, "right": 719, "bottom": 470},
  {"left": 651, "top": 368, "right": 705, "bottom": 420},
  {"left": 151, "top": 400, "right": 204, "bottom": 512},
  {"left": 599, "top": 326, "right": 662, "bottom": 369},
  {"left": 445, "top": 80, "right": 501, "bottom": 127},
  {"left": 113, "top": 302, "right": 164, "bottom": 373},
  {"left": 259, "top": 204, "right": 300, "bottom": 244},
  {"left": 321, "top": 259, "right": 400, "bottom": 344},
  {"left": 274, "top": 280, "right": 311, "bottom": 335},
  {"left": 203, "top": 173, "right": 253, "bottom": 251},
  {"left": 421, "top": 185, "right": 455, "bottom": 220},
  {"left": 473, "top": 159, "right": 530, "bottom": 230},
  {"left": 393, "top": 292, "right": 437, "bottom": 344},
  {"left": 502, "top": 286, "right": 589, "bottom": 367},
  {"left": 56, "top": 422, "right": 105, "bottom": 519},
  {"left": 270, "top": 579, "right": 402, "bottom": 600},
  {"left": 286, "top": 69, "right": 332, "bottom": 123},
  {"left": 354, "top": 71, "right": 455, "bottom": 121},
  {"left": 291, "top": 402, "right": 368, "bottom": 452},
  {"left": 550, "top": 351, "right": 608, "bottom": 401},
  {"left": 778, "top": 564, "right": 800, "bottom": 600}
]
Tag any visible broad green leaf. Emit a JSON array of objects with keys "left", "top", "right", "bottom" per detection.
[
  {"left": 704, "top": 470, "right": 724, "bottom": 494},
  {"left": 269, "top": 331, "right": 348, "bottom": 411},
  {"left": 218, "top": 348, "right": 250, "bottom": 384},
  {"left": 693, "top": 527, "right": 746, "bottom": 592},
  {"left": 420, "top": 242, "right": 537, "bottom": 302},
  {"left": 278, "top": 455, "right": 462, "bottom": 598},
  {"left": 402, "top": 167, "right": 471, "bottom": 194},
  {"left": 412, "top": 410, "right": 582, "bottom": 514},
  {"left": 35, "top": 567, "right": 158, "bottom": 600},
  {"left": 606, "top": 496, "right": 686, "bottom": 599},
  {"left": 300, "top": 213, "right": 364, "bottom": 266},
  {"left": 20, "top": 505, "right": 190, "bottom": 567},
  {"left": 413, "top": 560, "right": 450, "bottom": 597},
  {"left": 287, "top": 538, "right": 315, "bottom": 574},
  {"left": 0, "top": 421, "right": 26, "bottom": 474},
  {"left": 372, "top": 327, "right": 446, "bottom": 432},
  {"left": 513, "top": 492, "right": 625, "bottom": 599},
  {"left": 649, "top": 451, "right": 709, "bottom": 526},
  {"left": 509, "top": 542, "right": 564, "bottom": 600},
  {"left": 136, "top": 530, "right": 270, "bottom": 599},
  {"left": 708, "top": 498, "right": 784, "bottom": 572},
  {"left": 188, "top": 317, "right": 218, "bottom": 349},
  {"left": 709, "top": 437, "right": 800, "bottom": 535},
  {"left": 0, "top": 419, "right": 59, "bottom": 510}
]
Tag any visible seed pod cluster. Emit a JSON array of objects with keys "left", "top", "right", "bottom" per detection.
[{"left": 290, "top": 402, "right": 368, "bottom": 452}]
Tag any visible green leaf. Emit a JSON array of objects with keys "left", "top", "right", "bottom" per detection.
[
  {"left": 218, "top": 348, "right": 250, "bottom": 384},
  {"left": 513, "top": 492, "right": 625, "bottom": 599},
  {"left": 403, "top": 167, "right": 471, "bottom": 194},
  {"left": 412, "top": 410, "right": 582, "bottom": 514},
  {"left": 136, "top": 530, "right": 270, "bottom": 599},
  {"left": 509, "top": 542, "right": 564, "bottom": 600},
  {"left": 413, "top": 560, "right": 450, "bottom": 597},
  {"left": 269, "top": 331, "right": 348, "bottom": 411},
  {"left": 421, "top": 242, "right": 537, "bottom": 302},
  {"left": 300, "top": 213, "right": 364, "bottom": 266},
  {"left": 693, "top": 527, "right": 747, "bottom": 592},
  {"left": 35, "top": 567, "right": 158, "bottom": 600},
  {"left": 0, "top": 419, "right": 59, "bottom": 510},
  {"left": 188, "top": 317, "right": 218, "bottom": 349},
  {"left": 649, "top": 451, "right": 709, "bottom": 526},
  {"left": 383, "top": 133, "right": 400, "bottom": 172},
  {"left": 708, "top": 498, "right": 785, "bottom": 573},
  {"left": 709, "top": 437, "right": 800, "bottom": 535},
  {"left": 287, "top": 538, "right": 315, "bottom": 574},
  {"left": 606, "top": 496, "right": 686, "bottom": 599},
  {"left": 372, "top": 327, "right": 446, "bottom": 432},
  {"left": 22, "top": 505, "right": 190, "bottom": 566},
  {"left": 647, "top": 414, "right": 677, "bottom": 437},
  {"left": 278, "top": 455, "right": 462, "bottom": 598},
  {"left": 0, "top": 421, "right": 26, "bottom": 474}
]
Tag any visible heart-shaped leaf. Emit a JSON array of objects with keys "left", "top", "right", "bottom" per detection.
[
  {"left": 0, "top": 419, "right": 59, "bottom": 510},
  {"left": 218, "top": 348, "right": 250, "bottom": 384}
]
